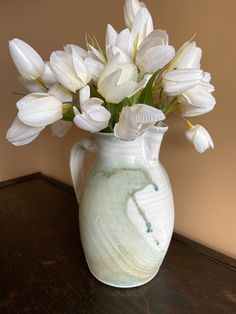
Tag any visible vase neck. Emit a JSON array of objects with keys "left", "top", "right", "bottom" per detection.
[{"left": 93, "top": 125, "right": 168, "bottom": 166}]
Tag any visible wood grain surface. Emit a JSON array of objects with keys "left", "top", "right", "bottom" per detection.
[{"left": 0, "top": 174, "right": 235, "bottom": 314}]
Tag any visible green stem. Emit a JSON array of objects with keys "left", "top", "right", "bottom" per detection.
[
  {"left": 12, "top": 92, "right": 27, "bottom": 96},
  {"left": 163, "top": 100, "right": 179, "bottom": 116}
]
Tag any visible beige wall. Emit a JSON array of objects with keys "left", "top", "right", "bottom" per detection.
[{"left": 0, "top": 0, "right": 235, "bottom": 258}]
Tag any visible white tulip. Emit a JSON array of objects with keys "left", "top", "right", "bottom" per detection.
[
  {"left": 136, "top": 30, "right": 175, "bottom": 73},
  {"left": 17, "top": 93, "right": 63, "bottom": 128},
  {"left": 98, "top": 53, "right": 149, "bottom": 104},
  {"left": 114, "top": 104, "right": 165, "bottom": 140},
  {"left": 6, "top": 117, "right": 44, "bottom": 146},
  {"left": 106, "top": 24, "right": 134, "bottom": 62},
  {"left": 172, "top": 41, "right": 202, "bottom": 70},
  {"left": 130, "top": 8, "right": 153, "bottom": 46},
  {"left": 51, "top": 120, "right": 72, "bottom": 137},
  {"left": 162, "top": 68, "right": 203, "bottom": 96},
  {"left": 185, "top": 124, "right": 214, "bottom": 153},
  {"left": 178, "top": 84, "right": 216, "bottom": 117},
  {"left": 73, "top": 85, "right": 111, "bottom": 133},
  {"left": 124, "top": 0, "right": 145, "bottom": 29},
  {"left": 9, "top": 38, "right": 44, "bottom": 80},
  {"left": 50, "top": 45, "right": 91, "bottom": 93}
]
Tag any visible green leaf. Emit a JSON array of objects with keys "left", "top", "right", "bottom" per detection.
[{"left": 139, "top": 70, "right": 160, "bottom": 106}]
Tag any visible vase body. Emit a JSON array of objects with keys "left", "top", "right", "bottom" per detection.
[{"left": 70, "top": 125, "right": 174, "bottom": 288}]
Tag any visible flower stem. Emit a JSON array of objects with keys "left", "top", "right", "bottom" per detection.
[
  {"left": 163, "top": 100, "right": 178, "bottom": 116},
  {"left": 173, "top": 112, "right": 193, "bottom": 128}
]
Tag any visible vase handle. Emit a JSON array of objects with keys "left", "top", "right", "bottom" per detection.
[{"left": 70, "top": 138, "right": 97, "bottom": 202}]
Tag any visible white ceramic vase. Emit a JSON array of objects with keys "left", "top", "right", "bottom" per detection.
[{"left": 70, "top": 124, "right": 174, "bottom": 288}]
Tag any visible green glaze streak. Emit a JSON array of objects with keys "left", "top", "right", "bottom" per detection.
[
  {"left": 95, "top": 167, "right": 159, "bottom": 245},
  {"left": 131, "top": 194, "right": 153, "bottom": 233}
]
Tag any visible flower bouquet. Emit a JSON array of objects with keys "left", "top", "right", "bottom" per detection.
[{"left": 6, "top": 0, "right": 215, "bottom": 288}]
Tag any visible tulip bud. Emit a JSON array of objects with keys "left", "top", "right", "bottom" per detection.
[
  {"left": 124, "top": 0, "right": 145, "bottom": 29},
  {"left": 17, "top": 93, "right": 63, "bottom": 128},
  {"left": 73, "top": 85, "right": 111, "bottom": 133},
  {"left": 6, "top": 117, "right": 44, "bottom": 146},
  {"left": 185, "top": 124, "right": 214, "bottom": 153},
  {"left": 9, "top": 38, "right": 44, "bottom": 80}
]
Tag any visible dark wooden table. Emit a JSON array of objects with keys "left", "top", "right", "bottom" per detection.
[{"left": 0, "top": 173, "right": 235, "bottom": 314}]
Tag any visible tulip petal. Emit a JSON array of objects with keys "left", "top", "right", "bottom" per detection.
[
  {"left": 133, "top": 104, "right": 165, "bottom": 123},
  {"left": 88, "top": 44, "right": 106, "bottom": 64},
  {"left": 131, "top": 8, "right": 153, "bottom": 44},
  {"left": 69, "top": 45, "right": 91, "bottom": 84},
  {"left": 139, "top": 30, "right": 169, "bottom": 51},
  {"left": 9, "top": 38, "right": 44, "bottom": 80},
  {"left": 16, "top": 93, "right": 48, "bottom": 110},
  {"left": 73, "top": 107, "right": 110, "bottom": 132},
  {"left": 98, "top": 69, "right": 137, "bottom": 103},
  {"left": 114, "top": 106, "right": 139, "bottom": 140},
  {"left": 84, "top": 57, "right": 104, "bottom": 84},
  {"left": 48, "top": 83, "right": 73, "bottom": 103},
  {"left": 185, "top": 124, "right": 214, "bottom": 153},
  {"left": 50, "top": 51, "right": 84, "bottom": 92},
  {"left": 137, "top": 45, "right": 175, "bottom": 73},
  {"left": 65, "top": 44, "right": 89, "bottom": 59},
  {"left": 178, "top": 90, "right": 216, "bottom": 117},
  {"left": 163, "top": 69, "right": 203, "bottom": 96},
  {"left": 98, "top": 53, "right": 121, "bottom": 83},
  {"left": 175, "top": 42, "right": 202, "bottom": 69},
  {"left": 124, "top": 0, "right": 143, "bottom": 29},
  {"left": 119, "top": 63, "right": 138, "bottom": 83},
  {"left": 106, "top": 24, "right": 118, "bottom": 49},
  {"left": 129, "top": 74, "right": 151, "bottom": 96},
  {"left": 51, "top": 120, "right": 72, "bottom": 137},
  {"left": 41, "top": 62, "right": 58, "bottom": 87},
  {"left": 87, "top": 105, "right": 111, "bottom": 122},
  {"left": 81, "top": 98, "right": 104, "bottom": 112},
  {"left": 106, "top": 45, "right": 131, "bottom": 62},
  {"left": 18, "top": 76, "right": 46, "bottom": 93},
  {"left": 79, "top": 85, "right": 90, "bottom": 105},
  {"left": 116, "top": 28, "right": 134, "bottom": 58},
  {"left": 18, "top": 94, "right": 62, "bottom": 127},
  {"left": 6, "top": 117, "right": 44, "bottom": 146}
]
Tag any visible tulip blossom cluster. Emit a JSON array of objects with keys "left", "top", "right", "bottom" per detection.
[{"left": 7, "top": 0, "right": 215, "bottom": 153}]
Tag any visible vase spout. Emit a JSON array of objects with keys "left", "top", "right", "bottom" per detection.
[{"left": 141, "top": 124, "right": 168, "bottom": 165}]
